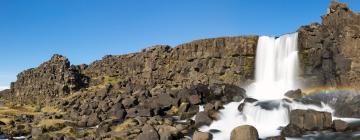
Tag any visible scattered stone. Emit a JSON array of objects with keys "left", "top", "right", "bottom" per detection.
[{"left": 136, "top": 125, "right": 160, "bottom": 140}]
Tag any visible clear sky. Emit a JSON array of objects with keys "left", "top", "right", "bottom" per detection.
[{"left": 0, "top": 0, "right": 359, "bottom": 89}]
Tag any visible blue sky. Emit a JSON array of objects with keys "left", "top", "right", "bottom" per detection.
[{"left": 0, "top": 0, "right": 359, "bottom": 89}]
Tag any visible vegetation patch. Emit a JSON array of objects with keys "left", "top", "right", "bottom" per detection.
[{"left": 111, "top": 118, "right": 138, "bottom": 132}]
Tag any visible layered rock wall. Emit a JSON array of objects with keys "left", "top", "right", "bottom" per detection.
[
  {"left": 84, "top": 36, "right": 258, "bottom": 89},
  {"left": 298, "top": 2, "right": 360, "bottom": 87}
]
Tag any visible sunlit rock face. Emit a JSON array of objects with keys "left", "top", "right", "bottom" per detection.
[{"left": 298, "top": 1, "right": 360, "bottom": 88}]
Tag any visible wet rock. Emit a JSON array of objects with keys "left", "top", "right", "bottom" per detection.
[
  {"left": 223, "top": 85, "right": 246, "bottom": 102},
  {"left": 244, "top": 98, "right": 258, "bottom": 103},
  {"left": 237, "top": 103, "right": 246, "bottom": 112},
  {"left": 230, "top": 125, "right": 258, "bottom": 140},
  {"left": 284, "top": 89, "right": 304, "bottom": 99},
  {"left": 281, "top": 124, "right": 304, "bottom": 137},
  {"left": 136, "top": 125, "right": 160, "bottom": 140},
  {"left": 255, "top": 100, "right": 281, "bottom": 110},
  {"left": 195, "top": 111, "right": 212, "bottom": 127},
  {"left": 192, "top": 131, "right": 212, "bottom": 140},
  {"left": 289, "top": 109, "right": 332, "bottom": 131},
  {"left": 333, "top": 119, "right": 348, "bottom": 132}
]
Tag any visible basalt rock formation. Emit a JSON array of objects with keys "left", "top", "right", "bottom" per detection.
[
  {"left": 0, "top": 1, "right": 359, "bottom": 140},
  {"left": 298, "top": 1, "right": 360, "bottom": 87},
  {"left": 5, "top": 54, "right": 89, "bottom": 105}
]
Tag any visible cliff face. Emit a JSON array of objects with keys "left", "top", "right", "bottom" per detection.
[
  {"left": 298, "top": 2, "right": 360, "bottom": 87},
  {"left": 85, "top": 36, "right": 258, "bottom": 89}
]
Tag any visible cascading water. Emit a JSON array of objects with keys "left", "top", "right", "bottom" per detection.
[
  {"left": 199, "top": 33, "right": 333, "bottom": 139},
  {"left": 247, "top": 33, "right": 299, "bottom": 100}
]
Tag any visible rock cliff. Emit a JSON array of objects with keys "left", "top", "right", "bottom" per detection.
[{"left": 298, "top": 1, "right": 360, "bottom": 87}]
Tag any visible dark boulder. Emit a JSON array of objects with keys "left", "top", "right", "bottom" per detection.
[
  {"left": 195, "top": 111, "right": 212, "bottom": 127},
  {"left": 284, "top": 89, "right": 304, "bottom": 99},
  {"left": 281, "top": 124, "right": 304, "bottom": 137},
  {"left": 223, "top": 84, "right": 246, "bottom": 102}
]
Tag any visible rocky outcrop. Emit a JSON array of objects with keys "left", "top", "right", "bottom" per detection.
[
  {"left": 3, "top": 36, "right": 257, "bottom": 106},
  {"left": 282, "top": 109, "right": 332, "bottom": 137},
  {"left": 298, "top": 1, "right": 360, "bottom": 87},
  {"left": 4, "top": 54, "right": 89, "bottom": 105}
]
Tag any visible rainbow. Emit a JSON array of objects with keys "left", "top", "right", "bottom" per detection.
[{"left": 302, "top": 86, "right": 360, "bottom": 96}]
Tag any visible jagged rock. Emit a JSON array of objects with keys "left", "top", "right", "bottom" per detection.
[
  {"left": 8, "top": 54, "right": 89, "bottom": 105},
  {"left": 192, "top": 131, "right": 213, "bottom": 140},
  {"left": 333, "top": 119, "right": 348, "bottom": 132},
  {"left": 298, "top": 1, "right": 360, "bottom": 87},
  {"left": 230, "top": 125, "right": 259, "bottom": 140}
]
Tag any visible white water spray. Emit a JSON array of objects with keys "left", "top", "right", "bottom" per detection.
[
  {"left": 248, "top": 33, "right": 299, "bottom": 100},
  {"left": 199, "top": 33, "right": 334, "bottom": 139}
]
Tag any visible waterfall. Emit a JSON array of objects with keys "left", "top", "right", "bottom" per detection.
[
  {"left": 199, "top": 33, "right": 333, "bottom": 139},
  {"left": 248, "top": 33, "right": 299, "bottom": 100}
]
